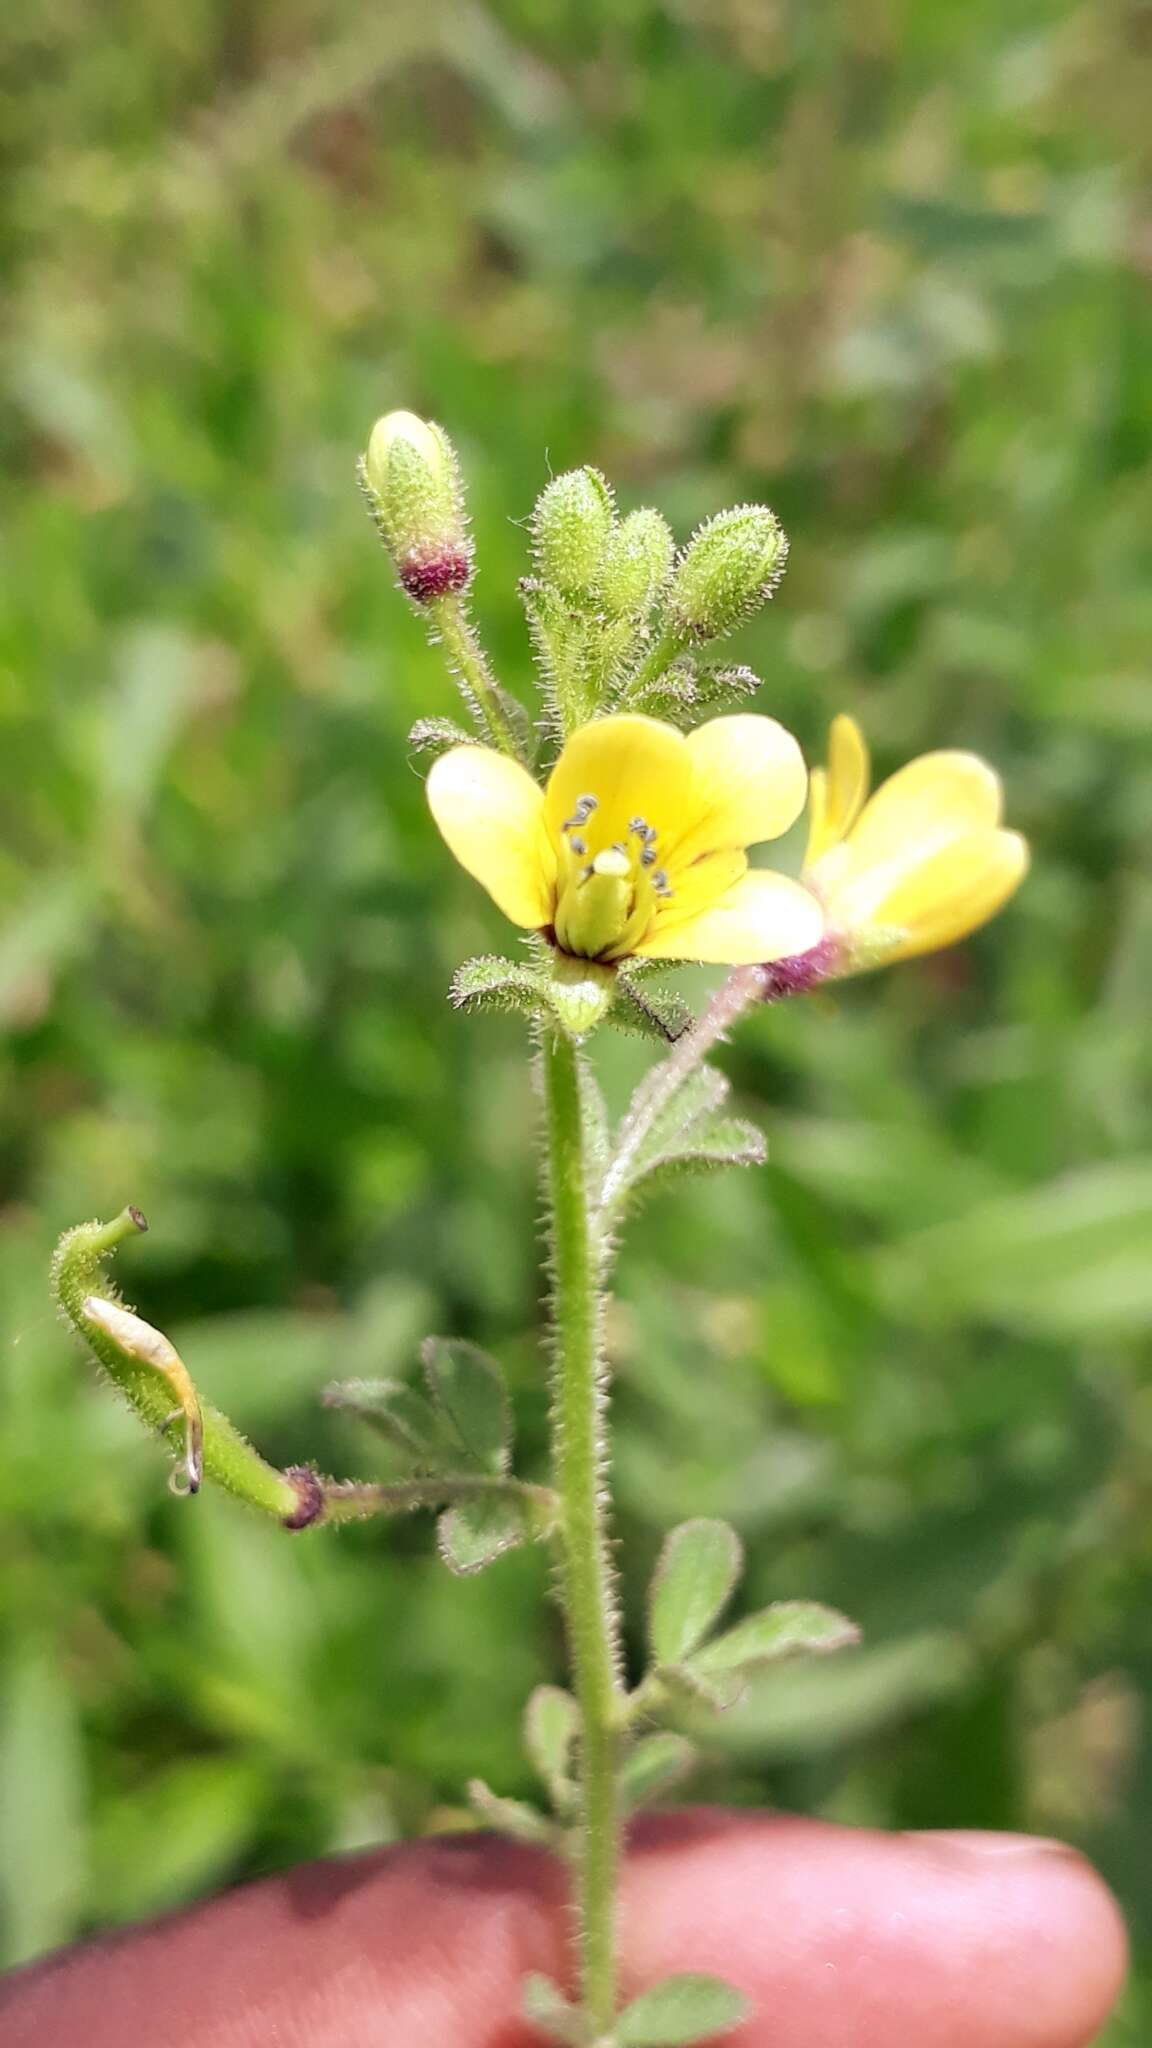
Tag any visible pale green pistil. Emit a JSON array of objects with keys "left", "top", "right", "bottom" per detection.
[{"left": 552, "top": 801, "right": 672, "bottom": 960}]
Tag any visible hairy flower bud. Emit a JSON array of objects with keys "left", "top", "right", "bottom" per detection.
[
  {"left": 598, "top": 507, "right": 675, "bottom": 619},
  {"left": 362, "top": 410, "right": 472, "bottom": 604},
  {"left": 667, "top": 505, "right": 789, "bottom": 643},
  {"left": 532, "top": 467, "right": 614, "bottom": 598}
]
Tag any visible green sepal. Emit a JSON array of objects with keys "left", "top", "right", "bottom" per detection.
[
  {"left": 451, "top": 955, "right": 554, "bottom": 1022},
  {"left": 615, "top": 1973, "right": 752, "bottom": 2046},
  {"left": 691, "top": 662, "right": 762, "bottom": 710},
  {"left": 524, "top": 1685, "right": 580, "bottom": 1815},
  {"left": 450, "top": 955, "right": 617, "bottom": 1042},
  {"left": 599, "top": 507, "right": 675, "bottom": 620},
  {"left": 407, "top": 715, "right": 474, "bottom": 759},
  {"left": 522, "top": 1974, "right": 584, "bottom": 2045},
  {"left": 467, "top": 1778, "right": 558, "bottom": 1849},
  {"left": 437, "top": 1491, "right": 529, "bottom": 1574},
  {"left": 691, "top": 1600, "right": 861, "bottom": 1677},
  {"left": 627, "top": 659, "right": 761, "bottom": 729},
  {"left": 648, "top": 1519, "right": 744, "bottom": 1667},
  {"left": 618, "top": 1732, "right": 698, "bottom": 1814},
  {"left": 612, "top": 968, "right": 692, "bottom": 1045},
  {"left": 520, "top": 577, "right": 588, "bottom": 736},
  {"left": 601, "top": 1065, "right": 766, "bottom": 1215}
]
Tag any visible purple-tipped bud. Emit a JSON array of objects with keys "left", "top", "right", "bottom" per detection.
[{"left": 362, "top": 410, "right": 473, "bottom": 606}]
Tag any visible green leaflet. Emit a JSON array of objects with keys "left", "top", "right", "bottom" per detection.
[
  {"left": 615, "top": 1973, "right": 752, "bottom": 2047},
  {"left": 601, "top": 1064, "right": 766, "bottom": 1216},
  {"left": 648, "top": 1519, "right": 744, "bottom": 1667}
]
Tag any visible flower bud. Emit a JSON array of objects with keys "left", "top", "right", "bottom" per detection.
[
  {"left": 667, "top": 505, "right": 789, "bottom": 643},
  {"left": 531, "top": 467, "right": 614, "bottom": 598},
  {"left": 598, "top": 507, "right": 675, "bottom": 618},
  {"left": 362, "top": 410, "right": 472, "bottom": 604}
]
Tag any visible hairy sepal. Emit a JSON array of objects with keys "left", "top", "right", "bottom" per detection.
[
  {"left": 451, "top": 955, "right": 617, "bottom": 1041},
  {"left": 407, "top": 715, "right": 475, "bottom": 759},
  {"left": 627, "top": 660, "right": 761, "bottom": 728}
]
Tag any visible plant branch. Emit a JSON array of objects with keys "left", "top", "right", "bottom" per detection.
[
  {"left": 598, "top": 964, "right": 768, "bottom": 1222},
  {"left": 430, "top": 593, "right": 525, "bottom": 758}
]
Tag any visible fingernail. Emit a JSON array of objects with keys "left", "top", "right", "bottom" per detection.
[{"left": 908, "top": 1829, "right": 1078, "bottom": 1862}]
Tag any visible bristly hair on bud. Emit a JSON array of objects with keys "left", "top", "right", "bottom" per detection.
[
  {"left": 360, "top": 410, "right": 473, "bottom": 607},
  {"left": 531, "top": 467, "right": 615, "bottom": 599},
  {"left": 667, "top": 503, "right": 789, "bottom": 645},
  {"left": 598, "top": 507, "right": 675, "bottom": 621}
]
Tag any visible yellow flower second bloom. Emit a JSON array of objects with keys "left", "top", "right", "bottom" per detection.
[
  {"left": 802, "top": 714, "right": 1029, "bottom": 972},
  {"left": 427, "top": 713, "right": 824, "bottom": 966}
]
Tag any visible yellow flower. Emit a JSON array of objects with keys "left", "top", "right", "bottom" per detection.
[
  {"left": 427, "top": 713, "right": 824, "bottom": 966},
  {"left": 802, "top": 714, "right": 1029, "bottom": 970}
]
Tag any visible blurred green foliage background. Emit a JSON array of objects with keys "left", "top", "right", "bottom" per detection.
[{"left": 2, "top": 0, "right": 1151, "bottom": 2034}]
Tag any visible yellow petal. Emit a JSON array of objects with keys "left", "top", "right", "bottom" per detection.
[
  {"left": 634, "top": 869, "right": 824, "bottom": 964},
  {"left": 670, "top": 714, "right": 808, "bottom": 868},
  {"left": 653, "top": 848, "right": 748, "bottom": 930},
  {"left": 426, "top": 746, "right": 553, "bottom": 928},
  {"left": 544, "top": 715, "right": 692, "bottom": 859},
  {"left": 804, "top": 714, "right": 869, "bottom": 866},
  {"left": 868, "top": 829, "right": 1029, "bottom": 962},
  {"left": 846, "top": 750, "right": 1002, "bottom": 871}
]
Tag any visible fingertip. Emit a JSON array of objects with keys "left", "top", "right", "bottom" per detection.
[{"left": 619, "top": 1811, "right": 1127, "bottom": 2048}]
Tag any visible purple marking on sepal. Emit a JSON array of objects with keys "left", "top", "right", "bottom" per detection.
[
  {"left": 399, "top": 549, "right": 473, "bottom": 604},
  {"left": 282, "top": 1466, "right": 326, "bottom": 1530},
  {"left": 759, "top": 935, "right": 841, "bottom": 1002}
]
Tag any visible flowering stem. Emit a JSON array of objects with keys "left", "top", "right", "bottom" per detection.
[
  {"left": 541, "top": 1027, "right": 623, "bottom": 2037},
  {"left": 599, "top": 964, "right": 768, "bottom": 1222},
  {"left": 430, "top": 593, "right": 524, "bottom": 760}
]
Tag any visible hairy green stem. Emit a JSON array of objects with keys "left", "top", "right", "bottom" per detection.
[
  {"left": 541, "top": 1029, "right": 623, "bottom": 2036},
  {"left": 430, "top": 594, "right": 525, "bottom": 759},
  {"left": 320, "top": 1475, "right": 555, "bottom": 1525}
]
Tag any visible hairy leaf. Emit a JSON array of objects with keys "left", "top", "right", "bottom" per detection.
[
  {"left": 467, "top": 1778, "right": 554, "bottom": 1847},
  {"left": 438, "top": 1493, "right": 526, "bottom": 1574},
  {"left": 618, "top": 1732, "right": 698, "bottom": 1814},
  {"left": 322, "top": 1377, "right": 448, "bottom": 1472},
  {"left": 522, "top": 1973, "right": 583, "bottom": 2044},
  {"left": 524, "top": 1685, "right": 580, "bottom": 1811},
  {"left": 693, "top": 1601, "right": 861, "bottom": 1676},
  {"left": 421, "top": 1337, "right": 510, "bottom": 1475},
  {"left": 616, "top": 1973, "right": 752, "bottom": 2046},
  {"left": 649, "top": 1519, "right": 744, "bottom": 1666}
]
